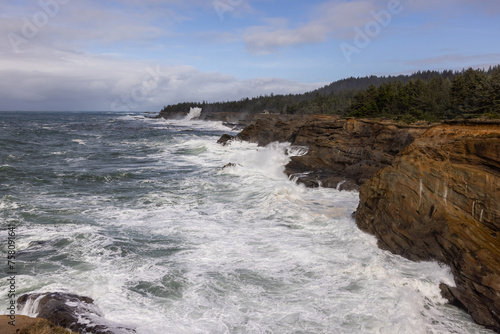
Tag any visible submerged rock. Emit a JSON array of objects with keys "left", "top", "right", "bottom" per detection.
[
  {"left": 222, "top": 162, "right": 237, "bottom": 169},
  {"left": 355, "top": 121, "right": 500, "bottom": 332}
]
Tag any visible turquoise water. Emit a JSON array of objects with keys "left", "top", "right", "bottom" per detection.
[{"left": 0, "top": 111, "right": 492, "bottom": 333}]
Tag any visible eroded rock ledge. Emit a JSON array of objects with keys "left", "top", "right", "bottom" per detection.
[
  {"left": 355, "top": 121, "right": 500, "bottom": 332},
  {"left": 234, "top": 114, "right": 428, "bottom": 190}
]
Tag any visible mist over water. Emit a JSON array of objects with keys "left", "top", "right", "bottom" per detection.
[{"left": 0, "top": 111, "right": 493, "bottom": 333}]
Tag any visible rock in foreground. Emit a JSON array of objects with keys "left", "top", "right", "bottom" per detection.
[
  {"left": 18, "top": 292, "right": 135, "bottom": 334},
  {"left": 356, "top": 121, "right": 500, "bottom": 332}
]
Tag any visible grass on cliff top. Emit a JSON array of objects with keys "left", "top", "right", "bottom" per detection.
[{"left": 17, "top": 320, "right": 76, "bottom": 334}]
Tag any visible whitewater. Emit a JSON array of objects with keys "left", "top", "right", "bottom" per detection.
[{"left": 0, "top": 111, "right": 493, "bottom": 333}]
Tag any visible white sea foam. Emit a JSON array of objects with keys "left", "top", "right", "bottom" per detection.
[
  {"left": 185, "top": 107, "right": 202, "bottom": 120},
  {"left": 72, "top": 139, "right": 86, "bottom": 145},
  {"left": 1, "top": 114, "right": 493, "bottom": 334}
]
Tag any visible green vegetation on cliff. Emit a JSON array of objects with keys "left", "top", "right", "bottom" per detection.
[
  {"left": 348, "top": 67, "right": 500, "bottom": 123},
  {"left": 160, "top": 66, "right": 500, "bottom": 122}
]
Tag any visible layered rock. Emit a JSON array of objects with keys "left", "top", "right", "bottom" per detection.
[
  {"left": 355, "top": 121, "right": 500, "bottom": 332},
  {"left": 235, "top": 114, "right": 427, "bottom": 190}
]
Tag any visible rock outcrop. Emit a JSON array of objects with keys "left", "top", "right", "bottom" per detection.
[
  {"left": 217, "top": 134, "right": 236, "bottom": 146},
  {"left": 355, "top": 121, "right": 500, "bottom": 332},
  {"left": 18, "top": 292, "right": 135, "bottom": 334},
  {"left": 231, "top": 114, "right": 500, "bottom": 331},
  {"left": 234, "top": 114, "right": 428, "bottom": 190}
]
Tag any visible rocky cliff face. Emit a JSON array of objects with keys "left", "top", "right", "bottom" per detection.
[
  {"left": 236, "top": 114, "right": 427, "bottom": 190},
  {"left": 234, "top": 115, "right": 500, "bottom": 331},
  {"left": 355, "top": 121, "right": 500, "bottom": 332}
]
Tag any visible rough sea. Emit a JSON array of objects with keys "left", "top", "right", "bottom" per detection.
[{"left": 0, "top": 111, "right": 494, "bottom": 333}]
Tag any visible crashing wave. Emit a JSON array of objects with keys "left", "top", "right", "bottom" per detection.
[{"left": 185, "top": 107, "right": 202, "bottom": 120}]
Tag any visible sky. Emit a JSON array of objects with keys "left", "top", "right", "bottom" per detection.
[{"left": 1, "top": 0, "right": 499, "bottom": 112}]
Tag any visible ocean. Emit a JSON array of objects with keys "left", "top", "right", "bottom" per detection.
[{"left": 0, "top": 111, "right": 493, "bottom": 333}]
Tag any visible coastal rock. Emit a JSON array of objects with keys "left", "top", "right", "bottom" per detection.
[
  {"left": 199, "top": 111, "right": 252, "bottom": 125},
  {"left": 355, "top": 121, "right": 500, "bottom": 332},
  {"left": 222, "top": 162, "right": 237, "bottom": 169},
  {"left": 217, "top": 134, "right": 236, "bottom": 146},
  {"left": 18, "top": 292, "right": 135, "bottom": 334},
  {"left": 235, "top": 114, "right": 427, "bottom": 190}
]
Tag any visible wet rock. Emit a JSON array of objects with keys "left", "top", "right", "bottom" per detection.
[
  {"left": 18, "top": 292, "right": 135, "bottom": 334},
  {"left": 355, "top": 121, "right": 500, "bottom": 332},
  {"left": 217, "top": 134, "right": 236, "bottom": 146},
  {"left": 222, "top": 163, "right": 237, "bottom": 169},
  {"left": 27, "top": 241, "right": 47, "bottom": 248}
]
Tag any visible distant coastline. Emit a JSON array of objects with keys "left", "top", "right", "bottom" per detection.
[{"left": 159, "top": 66, "right": 500, "bottom": 125}]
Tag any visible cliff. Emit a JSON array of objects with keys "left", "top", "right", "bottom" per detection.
[
  {"left": 355, "top": 121, "right": 500, "bottom": 332},
  {"left": 235, "top": 114, "right": 428, "bottom": 190},
  {"left": 226, "top": 114, "right": 500, "bottom": 331}
]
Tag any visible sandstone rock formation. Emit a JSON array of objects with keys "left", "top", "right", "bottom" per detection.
[
  {"left": 355, "top": 121, "right": 500, "bottom": 332},
  {"left": 235, "top": 114, "right": 427, "bottom": 190}
]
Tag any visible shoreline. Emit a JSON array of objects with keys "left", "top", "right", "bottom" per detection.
[
  {"left": 211, "top": 112, "right": 500, "bottom": 332},
  {"left": 6, "top": 113, "right": 498, "bottom": 333}
]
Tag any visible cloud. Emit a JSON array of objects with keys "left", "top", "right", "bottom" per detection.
[
  {"left": 0, "top": 0, "right": 321, "bottom": 112},
  {"left": 243, "top": 0, "right": 386, "bottom": 54},
  {"left": 0, "top": 0, "right": 176, "bottom": 54},
  {"left": 0, "top": 48, "right": 322, "bottom": 111},
  {"left": 242, "top": 0, "right": 500, "bottom": 55}
]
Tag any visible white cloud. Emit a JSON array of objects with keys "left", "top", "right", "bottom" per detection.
[
  {"left": 0, "top": 0, "right": 321, "bottom": 111},
  {"left": 0, "top": 48, "right": 322, "bottom": 111},
  {"left": 243, "top": 0, "right": 382, "bottom": 54},
  {"left": 242, "top": 0, "right": 500, "bottom": 55}
]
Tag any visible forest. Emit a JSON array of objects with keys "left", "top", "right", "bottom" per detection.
[{"left": 160, "top": 66, "right": 500, "bottom": 123}]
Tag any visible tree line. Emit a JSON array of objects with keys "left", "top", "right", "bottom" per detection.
[{"left": 160, "top": 66, "right": 500, "bottom": 123}]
